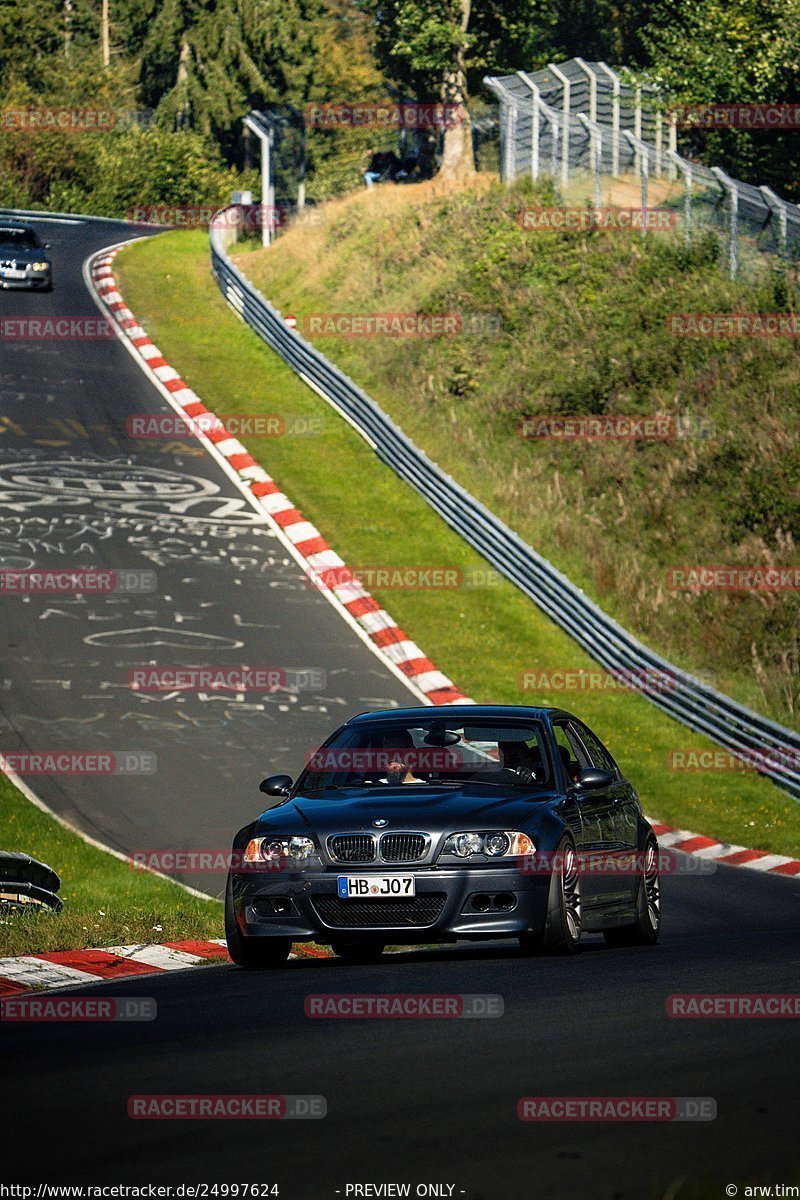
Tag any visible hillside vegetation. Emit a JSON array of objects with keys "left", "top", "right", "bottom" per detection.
[{"left": 234, "top": 177, "right": 800, "bottom": 729}]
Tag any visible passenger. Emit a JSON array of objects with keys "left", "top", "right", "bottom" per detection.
[{"left": 364, "top": 147, "right": 399, "bottom": 189}]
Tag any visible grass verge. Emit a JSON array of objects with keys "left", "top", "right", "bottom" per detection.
[
  {"left": 113, "top": 228, "right": 800, "bottom": 857},
  {"left": 0, "top": 771, "right": 222, "bottom": 957}
]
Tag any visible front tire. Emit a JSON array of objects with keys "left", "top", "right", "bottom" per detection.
[
  {"left": 519, "top": 837, "right": 582, "bottom": 955},
  {"left": 603, "top": 839, "right": 660, "bottom": 947},
  {"left": 225, "top": 878, "right": 291, "bottom": 968},
  {"left": 331, "top": 940, "right": 385, "bottom": 964}
]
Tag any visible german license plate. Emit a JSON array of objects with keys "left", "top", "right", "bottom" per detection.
[
  {"left": 337, "top": 875, "right": 415, "bottom": 899},
  {"left": 1, "top": 269, "right": 25, "bottom": 280}
]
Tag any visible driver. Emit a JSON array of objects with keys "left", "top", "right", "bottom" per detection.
[
  {"left": 498, "top": 740, "right": 541, "bottom": 786},
  {"left": 381, "top": 731, "right": 424, "bottom": 785}
]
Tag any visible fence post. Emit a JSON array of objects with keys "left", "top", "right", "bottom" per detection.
[
  {"left": 711, "top": 166, "right": 739, "bottom": 279},
  {"left": 573, "top": 57, "right": 597, "bottom": 122},
  {"left": 667, "top": 110, "right": 678, "bottom": 180},
  {"left": 597, "top": 63, "right": 621, "bottom": 177},
  {"left": 507, "top": 96, "right": 519, "bottom": 182},
  {"left": 624, "top": 130, "right": 649, "bottom": 230},
  {"left": 654, "top": 111, "right": 663, "bottom": 178},
  {"left": 666, "top": 150, "right": 693, "bottom": 248},
  {"left": 577, "top": 113, "right": 602, "bottom": 208},
  {"left": 759, "top": 185, "right": 789, "bottom": 258},
  {"left": 634, "top": 86, "right": 642, "bottom": 175},
  {"left": 547, "top": 62, "right": 571, "bottom": 189},
  {"left": 517, "top": 71, "right": 542, "bottom": 181}
]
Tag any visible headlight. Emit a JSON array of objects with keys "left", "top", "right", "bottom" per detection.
[
  {"left": 441, "top": 831, "right": 534, "bottom": 859},
  {"left": 451, "top": 832, "right": 483, "bottom": 858},
  {"left": 30, "top": 262, "right": 49, "bottom": 271},
  {"left": 243, "top": 835, "right": 317, "bottom": 866}
]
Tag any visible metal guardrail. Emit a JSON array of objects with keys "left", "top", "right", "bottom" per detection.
[{"left": 210, "top": 209, "right": 800, "bottom": 799}]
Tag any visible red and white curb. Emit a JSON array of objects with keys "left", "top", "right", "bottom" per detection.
[
  {"left": 648, "top": 821, "right": 800, "bottom": 876},
  {"left": 90, "top": 249, "right": 469, "bottom": 708},
  {"left": 0, "top": 939, "right": 330, "bottom": 997}
]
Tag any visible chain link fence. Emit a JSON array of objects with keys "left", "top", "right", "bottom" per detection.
[{"left": 484, "top": 58, "right": 800, "bottom": 276}]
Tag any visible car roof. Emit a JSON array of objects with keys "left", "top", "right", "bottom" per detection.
[
  {"left": 345, "top": 704, "right": 566, "bottom": 725},
  {"left": 0, "top": 221, "right": 36, "bottom": 233}
]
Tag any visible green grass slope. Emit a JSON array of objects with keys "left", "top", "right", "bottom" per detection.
[{"left": 235, "top": 177, "right": 800, "bottom": 733}]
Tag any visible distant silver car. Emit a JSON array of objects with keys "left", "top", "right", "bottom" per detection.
[{"left": 0, "top": 221, "right": 52, "bottom": 291}]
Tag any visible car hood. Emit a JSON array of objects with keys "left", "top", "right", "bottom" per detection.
[{"left": 255, "top": 784, "right": 558, "bottom": 837}]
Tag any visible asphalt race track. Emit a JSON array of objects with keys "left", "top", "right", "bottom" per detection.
[
  {"left": 2, "top": 216, "right": 799, "bottom": 1198},
  {"left": 4, "top": 863, "right": 800, "bottom": 1198},
  {"left": 0, "top": 214, "right": 416, "bottom": 893}
]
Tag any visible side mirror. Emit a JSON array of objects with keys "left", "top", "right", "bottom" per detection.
[
  {"left": 259, "top": 774, "right": 293, "bottom": 797},
  {"left": 574, "top": 767, "right": 613, "bottom": 791}
]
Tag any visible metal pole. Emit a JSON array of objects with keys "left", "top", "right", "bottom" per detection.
[
  {"left": 759, "top": 185, "right": 788, "bottom": 257},
  {"left": 507, "top": 98, "right": 518, "bottom": 181},
  {"left": 711, "top": 167, "right": 738, "bottom": 279},
  {"left": 666, "top": 150, "right": 692, "bottom": 247},
  {"left": 634, "top": 85, "right": 642, "bottom": 176},
  {"left": 578, "top": 114, "right": 602, "bottom": 208},
  {"left": 668, "top": 111, "right": 677, "bottom": 180},
  {"left": 517, "top": 72, "right": 541, "bottom": 181},
  {"left": 597, "top": 63, "right": 620, "bottom": 177},
  {"left": 548, "top": 63, "right": 571, "bottom": 189},
  {"left": 573, "top": 57, "right": 597, "bottom": 122},
  {"left": 550, "top": 113, "right": 559, "bottom": 180},
  {"left": 624, "top": 131, "right": 649, "bottom": 233},
  {"left": 261, "top": 130, "right": 271, "bottom": 247}
]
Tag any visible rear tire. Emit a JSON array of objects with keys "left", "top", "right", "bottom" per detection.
[
  {"left": 225, "top": 878, "right": 291, "bottom": 968},
  {"left": 603, "top": 839, "right": 660, "bottom": 947},
  {"left": 519, "top": 837, "right": 582, "bottom": 956},
  {"left": 331, "top": 940, "right": 385, "bottom": 964}
]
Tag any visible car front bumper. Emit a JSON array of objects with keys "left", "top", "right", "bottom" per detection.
[
  {"left": 229, "top": 865, "right": 552, "bottom": 943},
  {"left": 0, "top": 271, "right": 51, "bottom": 289}
]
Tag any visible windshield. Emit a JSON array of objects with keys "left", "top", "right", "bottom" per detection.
[
  {"left": 297, "top": 719, "right": 552, "bottom": 792},
  {"left": 0, "top": 228, "right": 40, "bottom": 249}
]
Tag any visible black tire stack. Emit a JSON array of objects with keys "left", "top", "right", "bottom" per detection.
[{"left": 0, "top": 851, "right": 62, "bottom": 913}]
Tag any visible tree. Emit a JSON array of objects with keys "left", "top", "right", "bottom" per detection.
[
  {"left": 371, "top": 0, "right": 549, "bottom": 181},
  {"left": 640, "top": 0, "right": 800, "bottom": 195}
]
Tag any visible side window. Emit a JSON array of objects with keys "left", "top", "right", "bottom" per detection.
[
  {"left": 552, "top": 722, "right": 590, "bottom": 782},
  {"left": 575, "top": 723, "right": 619, "bottom": 777}
]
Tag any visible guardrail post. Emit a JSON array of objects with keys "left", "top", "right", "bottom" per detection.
[
  {"left": 711, "top": 166, "right": 739, "bottom": 279},
  {"left": 597, "top": 63, "right": 621, "bottom": 177},
  {"left": 654, "top": 111, "right": 663, "bottom": 177},
  {"left": 547, "top": 62, "right": 571, "bottom": 189}
]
